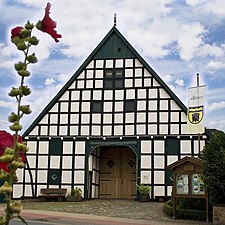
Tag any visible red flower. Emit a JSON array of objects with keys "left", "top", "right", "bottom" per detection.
[
  {"left": 37, "top": 2, "right": 62, "bottom": 42},
  {"left": 11, "top": 26, "right": 24, "bottom": 39},
  {"left": 0, "top": 130, "right": 25, "bottom": 172}
]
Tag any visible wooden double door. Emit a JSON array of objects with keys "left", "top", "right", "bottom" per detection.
[{"left": 99, "top": 147, "right": 136, "bottom": 199}]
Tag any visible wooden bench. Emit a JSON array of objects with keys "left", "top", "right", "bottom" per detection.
[{"left": 38, "top": 188, "right": 67, "bottom": 202}]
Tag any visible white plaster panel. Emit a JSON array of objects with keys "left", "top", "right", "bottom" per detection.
[
  {"left": 115, "top": 90, "right": 124, "bottom": 100},
  {"left": 148, "top": 125, "right": 157, "bottom": 135},
  {"left": 106, "top": 59, "right": 113, "bottom": 68},
  {"left": 70, "top": 126, "right": 78, "bottom": 135},
  {"left": 39, "top": 141, "right": 49, "bottom": 154},
  {"left": 62, "top": 171, "right": 72, "bottom": 184},
  {"left": 171, "top": 112, "right": 179, "bottom": 122},
  {"left": 38, "top": 156, "right": 48, "bottom": 168},
  {"left": 154, "top": 141, "right": 165, "bottom": 153},
  {"left": 125, "top": 59, "right": 133, "bottom": 67},
  {"left": 47, "top": 127, "right": 55, "bottom": 138},
  {"left": 75, "top": 156, "right": 85, "bottom": 169},
  {"left": 125, "top": 113, "right": 134, "bottom": 123},
  {"left": 82, "top": 91, "right": 91, "bottom": 100},
  {"left": 95, "top": 70, "right": 103, "bottom": 78},
  {"left": 91, "top": 126, "right": 101, "bottom": 135},
  {"left": 104, "top": 90, "right": 113, "bottom": 100},
  {"left": 81, "top": 114, "right": 90, "bottom": 124},
  {"left": 96, "top": 60, "right": 104, "bottom": 68},
  {"left": 137, "top": 113, "right": 146, "bottom": 123},
  {"left": 148, "top": 112, "right": 157, "bottom": 122},
  {"left": 30, "top": 127, "right": 38, "bottom": 135},
  {"left": 135, "top": 68, "right": 142, "bottom": 77},
  {"left": 141, "top": 171, "right": 151, "bottom": 184},
  {"left": 170, "top": 124, "right": 179, "bottom": 135},
  {"left": 148, "top": 101, "right": 157, "bottom": 110},
  {"left": 61, "top": 102, "right": 68, "bottom": 112},
  {"left": 135, "top": 79, "right": 142, "bottom": 87},
  {"left": 62, "top": 156, "right": 72, "bottom": 169},
  {"left": 93, "top": 90, "right": 102, "bottom": 100},
  {"left": 50, "top": 156, "right": 61, "bottom": 168},
  {"left": 154, "top": 171, "right": 164, "bottom": 184},
  {"left": 180, "top": 140, "right": 191, "bottom": 154},
  {"left": 27, "top": 141, "right": 37, "bottom": 154},
  {"left": 114, "top": 126, "right": 123, "bottom": 135},
  {"left": 70, "top": 114, "right": 79, "bottom": 124},
  {"left": 40, "top": 126, "right": 47, "bottom": 135},
  {"left": 37, "top": 170, "right": 47, "bottom": 183},
  {"left": 103, "top": 126, "right": 112, "bottom": 136},
  {"left": 49, "top": 103, "right": 58, "bottom": 112},
  {"left": 167, "top": 156, "right": 178, "bottom": 166},
  {"left": 13, "top": 184, "right": 23, "bottom": 198},
  {"left": 50, "top": 114, "right": 58, "bottom": 124},
  {"left": 154, "top": 156, "right": 165, "bottom": 169},
  {"left": 74, "top": 171, "right": 85, "bottom": 183},
  {"left": 95, "top": 80, "right": 103, "bottom": 88},
  {"left": 160, "top": 89, "right": 170, "bottom": 98},
  {"left": 115, "top": 59, "right": 123, "bottom": 67},
  {"left": 40, "top": 115, "right": 48, "bottom": 124},
  {"left": 125, "top": 69, "right": 133, "bottom": 77},
  {"left": 86, "top": 61, "right": 94, "bottom": 68},
  {"left": 159, "top": 125, "right": 168, "bottom": 135},
  {"left": 114, "top": 114, "right": 123, "bottom": 123},
  {"left": 160, "top": 100, "right": 168, "bottom": 110},
  {"left": 126, "top": 89, "right": 135, "bottom": 99},
  {"left": 92, "top": 114, "right": 101, "bottom": 124},
  {"left": 75, "top": 141, "right": 85, "bottom": 154},
  {"left": 81, "top": 126, "right": 89, "bottom": 135},
  {"left": 181, "top": 112, "right": 187, "bottom": 122},
  {"left": 181, "top": 124, "right": 187, "bottom": 134},
  {"left": 71, "top": 102, "right": 79, "bottom": 112},
  {"left": 60, "top": 114, "right": 68, "bottom": 124},
  {"left": 144, "top": 69, "right": 151, "bottom": 76},
  {"left": 16, "top": 168, "right": 23, "bottom": 182},
  {"left": 125, "top": 79, "right": 133, "bottom": 87},
  {"left": 59, "top": 126, "right": 68, "bottom": 135},
  {"left": 77, "top": 80, "right": 84, "bottom": 88},
  {"left": 81, "top": 102, "right": 90, "bottom": 112},
  {"left": 86, "top": 70, "right": 93, "bottom": 78},
  {"left": 194, "top": 140, "right": 205, "bottom": 154},
  {"left": 125, "top": 125, "right": 134, "bottom": 135},
  {"left": 25, "top": 185, "right": 33, "bottom": 197},
  {"left": 152, "top": 79, "right": 160, "bottom": 87},
  {"left": 86, "top": 80, "right": 93, "bottom": 88},
  {"left": 160, "top": 112, "right": 168, "bottom": 122},
  {"left": 135, "top": 59, "right": 143, "bottom": 67},
  {"left": 137, "top": 101, "right": 146, "bottom": 110},
  {"left": 103, "top": 102, "right": 112, "bottom": 112},
  {"left": 27, "top": 156, "right": 36, "bottom": 168},
  {"left": 115, "top": 101, "right": 123, "bottom": 112},
  {"left": 103, "top": 114, "right": 112, "bottom": 123},
  {"left": 149, "top": 89, "right": 157, "bottom": 98},
  {"left": 71, "top": 91, "right": 80, "bottom": 100},
  {"left": 78, "top": 71, "right": 85, "bottom": 79},
  {"left": 144, "top": 78, "right": 151, "bottom": 87},
  {"left": 171, "top": 100, "right": 180, "bottom": 110},
  {"left": 141, "top": 140, "right": 152, "bottom": 153},
  {"left": 141, "top": 155, "right": 151, "bottom": 169},
  {"left": 137, "top": 125, "right": 146, "bottom": 135},
  {"left": 154, "top": 186, "right": 165, "bottom": 196},
  {"left": 63, "top": 142, "right": 73, "bottom": 154}
]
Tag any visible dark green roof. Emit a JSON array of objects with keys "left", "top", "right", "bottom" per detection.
[{"left": 23, "top": 26, "right": 209, "bottom": 137}]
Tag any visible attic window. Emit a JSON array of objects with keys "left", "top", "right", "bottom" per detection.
[
  {"left": 104, "top": 68, "right": 124, "bottom": 89},
  {"left": 118, "top": 47, "right": 121, "bottom": 52}
]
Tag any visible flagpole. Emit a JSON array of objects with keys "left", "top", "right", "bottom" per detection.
[{"left": 197, "top": 73, "right": 201, "bottom": 155}]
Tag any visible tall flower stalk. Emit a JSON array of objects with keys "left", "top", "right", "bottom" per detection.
[{"left": 0, "top": 3, "right": 61, "bottom": 225}]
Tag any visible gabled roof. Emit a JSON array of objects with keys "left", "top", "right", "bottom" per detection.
[
  {"left": 23, "top": 26, "right": 204, "bottom": 137},
  {"left": 166, "top": 156, "right": 202, "bottom": 170}
]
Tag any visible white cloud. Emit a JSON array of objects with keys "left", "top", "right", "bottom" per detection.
[
  {"left": 0, "top": 100, "right": 16, "bottom": 110},
  {"left": 45, "top": 78, "right": 56, "bottom": 86},
  {"left": 207, "top": 101, "right": 225, "bottom": 112},
  {"left": 207, "top": 61, "right": 225, "bottom": 70},
  {"left": 206, "top": 119, "right": 225, "bottom": 132},
  {"left": 175, "top": 79, "right": 185, "bottom": 87}
]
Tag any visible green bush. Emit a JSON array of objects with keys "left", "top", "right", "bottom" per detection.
[{"left": 163, "top": 199, "right": 206, "bottom": 220}]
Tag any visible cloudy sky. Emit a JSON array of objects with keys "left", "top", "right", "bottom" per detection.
[{"left": 0, "top": 0, "right": 225, "bottom": 134}]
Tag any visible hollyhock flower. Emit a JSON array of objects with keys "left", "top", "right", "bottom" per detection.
[
  {"left": 0, "top": 130, "right": 25, "bottom": 172},
  {"left": 11, "top": 26, "right": 24, "bottom": 39},
  {"left": 36, "top": 2, "right": 62, "bottom": 42}
]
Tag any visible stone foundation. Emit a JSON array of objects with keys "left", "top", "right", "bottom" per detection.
[{"left": 213, "top": 205, "right": 225, "bottom": 224}]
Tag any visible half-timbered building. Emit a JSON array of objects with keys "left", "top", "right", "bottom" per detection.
[{"left": 14, "top": 26, "right": 209, "bottom": 200}]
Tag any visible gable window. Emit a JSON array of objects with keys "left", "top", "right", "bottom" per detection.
[
  {"left": 104, "top": 69, "right": 124, "bottom": 89},
  {"left": 49, "top": 139, "right": 62, "bottom": 155},
  {"left": 125, "top": 100, "right": 136, "bottom": 112},
  {"left": 92, "top": 101, "right": 103, "bottom": 113}
]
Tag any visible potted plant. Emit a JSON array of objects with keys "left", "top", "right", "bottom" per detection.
[
  {"left": 67, "top": 187, "right": 82, "bottom": 202},
  {"left": 136, "top": 184, "right": 151, "bottom": 202}
]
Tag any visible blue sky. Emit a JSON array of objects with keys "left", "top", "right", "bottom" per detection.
[{"left": 0, "top": 0, "right": 225, "bottom": 133}]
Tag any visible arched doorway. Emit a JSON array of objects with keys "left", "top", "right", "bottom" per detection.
[{"left": 99, "top": 146, "right": 136, "bottom": 199}]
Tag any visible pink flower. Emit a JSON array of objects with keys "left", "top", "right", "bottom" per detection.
[
  {"left": 11, "top": 26, "right": 24, "bottom": 39},
  {"left": 0, "top": 130, "right": 25, "bottom": 172},
  {"left": 37, "top": 2, "right": 62, "bottom": 42}
]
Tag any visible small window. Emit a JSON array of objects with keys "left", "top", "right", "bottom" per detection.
[
  {"left": 104, "top": 68, "right": 124, "bottom": 89},
  {"left": 49, "top": 139, "right": 62, "bottom": 155},
  {"left": 125, "top": 100, "right": 136, "bottom": 112},
  {"left": 166, "top": 139, "right": 179, "bottom": 155},
  {"left": 92, "top": 101, "right": 102, "bottom": 113}
]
